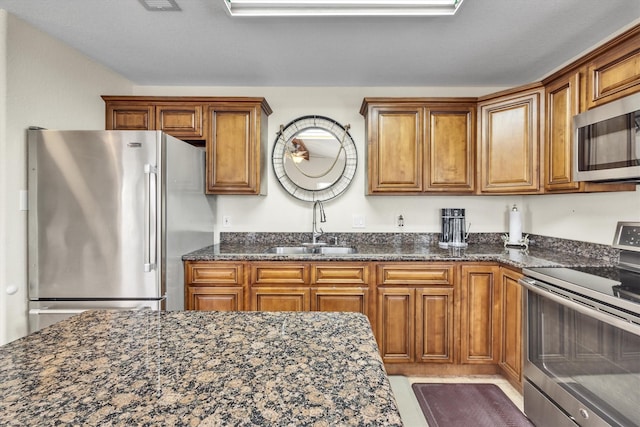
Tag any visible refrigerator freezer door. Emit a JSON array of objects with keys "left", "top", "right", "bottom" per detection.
[
  {"left": 28, "top": 130, "right": 161, "bottom": 300},
  {"left": 28, "top": 300, "right": 163, "bottom": 333}
]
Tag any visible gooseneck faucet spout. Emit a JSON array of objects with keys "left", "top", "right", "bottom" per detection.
[{"left": 312, "top": 200, "right": 326, "bottom": 244}]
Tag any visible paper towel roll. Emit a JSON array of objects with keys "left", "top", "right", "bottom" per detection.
[{"left": 509, "top": 206, "right": 522, "bottom": 243}]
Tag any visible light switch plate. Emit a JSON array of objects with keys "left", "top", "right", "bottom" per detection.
[
  {"left": 19, "top": 190, "right": 28, "bottom": 211},
  {"left": 352, "top": 214, "right": 365, "bottom": 228}
]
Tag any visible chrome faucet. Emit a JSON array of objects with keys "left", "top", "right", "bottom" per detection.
[{"left": 312, "top": 200, "right": 326, "bottom": 245}]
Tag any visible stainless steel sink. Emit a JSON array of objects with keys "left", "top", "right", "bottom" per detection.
[
  {"left": 317, "top": 246, "right": 357, "bottom": 254},
  {"left": 264, "top": 246, "right": 310, "bottom": 254},
  {"left": 264, "top": 245, "right": 357, "bottom": 254}
]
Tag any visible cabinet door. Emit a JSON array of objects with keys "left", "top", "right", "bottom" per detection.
[
  {"left": 367, "top": 105, "right": 424, "bottom": 193},
  {"left": 106, "top": 103, "right": 154, "bottom": 130},
  {"left": 207, "top": 103, "right": 261, "bottom": 194},
  {"left": 251, "top": 287, "right": 310, "bottom": 311},
  {"left": 416, "top": 287, "right": 455, "bottom": 363},
  {"left": 186, "top": 286, "right": 243, "bottom": 311},
  {"left": 426, "top": 107, "right": 475, "bottom": 192},
  {"left": 499, "top": 268, "right": 523, "bottom": 387},
  {"left": 156, "top": 104, "right": 203, "bottom": 138},
  {"left": 460, "top": 264, "right": 501, "bottom": 364},
  {"left": 545, "top": 73, "right": 581, "bottom": 192},
  {"left": 478, "top": 88, "right": 543, "bottom": 194},
  {"left": 586, "top": 31, "right": 640, "bottom": 109},
  {"left": 311, "top": 288, "right": 369, "bottom": 316},
  {"left": 377, "top": 288, "right": 415, "bottom": 363}
]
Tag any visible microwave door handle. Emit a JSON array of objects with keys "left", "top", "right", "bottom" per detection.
[{"left": 519, "top": 278, "right": 640, "bottom": 336}]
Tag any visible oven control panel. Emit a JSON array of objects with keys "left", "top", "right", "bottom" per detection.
[{"left": 613, "top": 221, "right": 640, "bottom": 251}]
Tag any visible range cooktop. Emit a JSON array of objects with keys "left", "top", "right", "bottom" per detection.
[
  {"left": 524, "top": 222, "right": 640, "bottom": 316},
  {"left": 523, "top": 265, "right": 640, "bottom": 317}
]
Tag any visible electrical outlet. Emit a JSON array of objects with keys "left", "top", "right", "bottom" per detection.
[
  {"left": 222, "top": 216, "right": 232, "bottom": 228},
  {"left": 352, "top": 214, "right": 365, "bottom": 228}
]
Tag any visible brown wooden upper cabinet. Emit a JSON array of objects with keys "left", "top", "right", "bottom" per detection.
[
  {"left": 360, "top": 98, "right": 476, "bottom": 194},
  {"left": 585, "top": 26, "right": 640, "bottom": 109},
  {"left": 477, "top": 84, "right": 544, "bottom": 194},
  {"left": 102, "top": 96, "right": 271, "bottom": 195},
  {"left": 207, "top": 102, "right": 268, "bottom": 195},
  {"left": 544, "top": 72, "right": 581, "bottom": 192}
]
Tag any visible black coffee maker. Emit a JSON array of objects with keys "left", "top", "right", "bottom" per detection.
[{"left": 439, "top": 208, "right": 468, "bottom": 248}]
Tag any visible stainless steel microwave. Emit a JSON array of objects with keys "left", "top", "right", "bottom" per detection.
[{"left": 573, "top": 91, "right": 640, "bottom": 182}]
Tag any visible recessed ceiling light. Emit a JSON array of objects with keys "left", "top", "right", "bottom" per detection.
[
  {"left": 223, "top": 0, "right": 464, "bottom": 17},
  {"left": 139, "top": 0, "right": 181, "bottom": 11}
]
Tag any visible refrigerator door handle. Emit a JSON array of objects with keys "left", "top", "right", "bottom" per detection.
[
  {"left": 29, "top": 306, "right": 156, "bottom": 315},
  {"left": 144, "top": 164, "right": 158, "bottom": 272}
]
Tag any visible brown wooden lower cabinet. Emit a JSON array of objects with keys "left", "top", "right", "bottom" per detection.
[
  {"left": 376, "top": 263, "right": 456, "bottom": 365},
  {"left": 416, "top": 287, "right": 455, "bottom": 363},
  {"left": 378, "top": 288, "right": 415, "bottom": 363},
  {"left": 460, "top": 264, "right": 501, "bottom": 364},
  {"left": 377, "top": 287, "right": 457, "bottom": 364},
  {"left": 184, "top": 261, "right": 246, "bottom": 311},
  {"left": 499, "top": 267, "right": 524, "bottom": 390},
  {"left": 185, "top": 259, "right": 524, "bottom": 380}
]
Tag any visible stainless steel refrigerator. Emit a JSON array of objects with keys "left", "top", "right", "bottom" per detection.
[{"left": 27, "top": 130, "right": 215, "bottom": 332}]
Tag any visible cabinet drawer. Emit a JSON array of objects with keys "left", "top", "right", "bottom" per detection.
[
  {"left": 377, "top": 264, "right": 454, "bottom": 286},
  {"left": 186, "top": 262, "right": 244, "bottom": 285},
  {"left": 313, "top": 264, "right": 369, "bottom": 285},
  {"left": 251, "top": 264, "right": 308, "bottom": 285}
]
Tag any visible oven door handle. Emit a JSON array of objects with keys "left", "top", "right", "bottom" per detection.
[{"left": 519, "top": 277, "right": 640, "bottom": 336}]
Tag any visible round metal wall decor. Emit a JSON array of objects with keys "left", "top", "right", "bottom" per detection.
[{"left": 272, "top": 115, "right": 357, "bottom": 202}]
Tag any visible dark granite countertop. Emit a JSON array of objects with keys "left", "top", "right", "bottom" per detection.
[
  {"left": 182, "top": 233, "right": 618, "bottom": 269},
  {"left": 0, "top": 310, "right": 402, "bottom": 426}
]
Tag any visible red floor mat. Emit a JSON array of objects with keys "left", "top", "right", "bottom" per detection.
[{"left": 412, "top": 383, "right": 534, "bottom": 427}]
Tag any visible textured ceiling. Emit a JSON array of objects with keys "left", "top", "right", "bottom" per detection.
[{"left": 1, "top": 0, "right": 639, "bottom": 87}]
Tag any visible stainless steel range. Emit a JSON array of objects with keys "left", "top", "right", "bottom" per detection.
[{"left": 520, "top": 222, "right": 640, "bottom": 427}]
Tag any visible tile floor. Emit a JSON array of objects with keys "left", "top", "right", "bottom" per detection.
[{"left": 388, "top": 375, "right": 524, "bottom": 427}]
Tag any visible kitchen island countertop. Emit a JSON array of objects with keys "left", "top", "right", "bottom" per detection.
[{"left": 0, "top": 310, "right": 402, "bottom": 426}]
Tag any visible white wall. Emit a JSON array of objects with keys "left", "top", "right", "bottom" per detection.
[
  {"left": 135, "top": 86, "right": 640, "bottom": 245},
  {"left": 0, "top": 12, "right": 133, "bottom": 344},
  {"left": 524, "top": 191, "right": 640, "bottom": 244}
]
